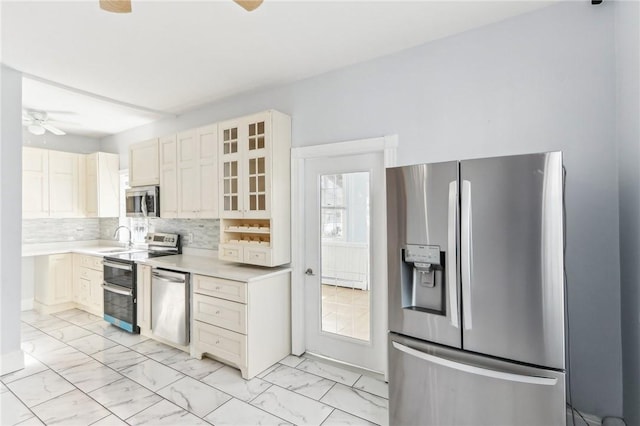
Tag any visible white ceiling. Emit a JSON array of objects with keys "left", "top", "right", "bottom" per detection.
[{"left": 2, "top": 0, "right": 554, "bottom": 138}]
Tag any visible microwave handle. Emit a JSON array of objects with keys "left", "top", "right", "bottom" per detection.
[{"left": 141, "top": 194, "right": 148, "bottom": 217}]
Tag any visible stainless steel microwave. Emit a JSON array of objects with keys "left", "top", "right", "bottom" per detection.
[{"left": 125, "top": 186, "right": 160, "bottom": 218}]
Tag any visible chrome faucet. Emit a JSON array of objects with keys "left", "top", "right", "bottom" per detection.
[{"left": 113, "top": 225, "right": 132, "bottom": 248}]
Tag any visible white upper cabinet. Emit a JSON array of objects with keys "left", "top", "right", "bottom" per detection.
[
  {"left": 23, "top": 147, "right": 49, "bottom": 218},
  {"left": 48, "top": 150, "right": 82, "bottom": 217},
  {"left": 218, "top": 110, "right": 291, "bottom": 267},
  {"left": 159, "top": 134, "right": 178, "bottom": 218},
  {"left": 177, "top": 124, "right": 218, "bottom": 219},
  {"left": 22, "top": 148, "right": 119, "bottom": 219},
  {"left": 129, "top": 138, "right": 159, "bottom": 187},
  {"left": 85, "top": 152, "right": 119, "bottom": 217},
  {"left": 219, "top": 111, "right": 290, "bottom": 219}
]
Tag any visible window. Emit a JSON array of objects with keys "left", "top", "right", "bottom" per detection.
[{"left": 321, "top": 174, "right": 346, "bottom": 240}]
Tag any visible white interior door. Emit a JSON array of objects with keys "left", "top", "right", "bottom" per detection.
[{"left": 304, "top": 152, "right": 387, "bottom": 374}]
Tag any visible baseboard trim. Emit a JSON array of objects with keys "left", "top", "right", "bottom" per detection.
[
  {"left": 0, "top": 350, "right": 25, "bottom": 375},
  {"left": 567, "top": 407, "right": 602, "bottom": 426},
  {"left": 21, "top": 298, "right": 34, "bottom": 311}
]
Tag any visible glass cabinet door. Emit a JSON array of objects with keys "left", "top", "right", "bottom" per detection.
[
  {"left": 244, "top": 116, "right": 270, "bottom": 217},
  {"left": 220, "top": 123, "right": 242, "bottom": 217},
  {"left": 220, "top": 125, "right": 242, "bottom": 217}
]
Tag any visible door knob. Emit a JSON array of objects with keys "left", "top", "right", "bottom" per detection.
[{"left": 305, "top": 268, "right": 315, "bottom": 276}]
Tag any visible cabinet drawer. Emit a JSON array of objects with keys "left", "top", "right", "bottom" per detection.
[
  {"left": 79, "top": 267, "right": 103, "bottom": 280},
  {"left": 78, "top": 254, "right": 103, "bottom": 271},
  {"left": 89, "top": 256, "right": 103, "bottom": 270},
  {"left": 193, "top": 320, "right": 246, "bottom": 367},
  {"left": 244, "top": 247, "right": 272, "bottom": 267},
  {"left": 194, "top": 293, "right": 247, "bottom": 334},
  {"left": 218, "top": 244, "right": 242, "bottom": 262},
  {"left": 193, "top": 274, "right": 247, "bottom": 303}
]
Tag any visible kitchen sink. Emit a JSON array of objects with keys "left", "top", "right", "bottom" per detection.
[
  {"left": 99, "top": 248, "right": 129, "bottom": 253},
  {"left": 91, "top": 247, "right": 144, "bottom": 255}
]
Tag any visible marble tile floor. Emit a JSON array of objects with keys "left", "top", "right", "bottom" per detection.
[{"left": 1, "top": 308, "right": 388, "bottom": 426}]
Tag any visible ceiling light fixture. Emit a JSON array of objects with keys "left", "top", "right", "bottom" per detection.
[
  {"left": 23, "top": 110, "right": 67, "bottom": 136},
  {"left": 27, "top": 124, "right": 46, "bottom": 135}
]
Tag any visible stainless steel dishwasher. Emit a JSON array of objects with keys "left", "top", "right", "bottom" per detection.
[{"left": 151, "top": 268, "right": 190, "bottom": 346}]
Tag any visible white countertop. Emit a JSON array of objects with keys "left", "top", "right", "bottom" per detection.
[
  {"left": 22, "top": 240, "right": 137, "bottom": 257},
  {"left": 139, "top": 254, "right": 291, "bottom": 282}
]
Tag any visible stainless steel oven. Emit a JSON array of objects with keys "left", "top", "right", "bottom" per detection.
[
  {"left": 125, "top": 186, "right": 160, "bottom": 218},
  {"left": 102, "top": 232, "right": 181, "bottom": 334},
  {"left": 102, "top": 258, "right": 139, "bottom": 333}
]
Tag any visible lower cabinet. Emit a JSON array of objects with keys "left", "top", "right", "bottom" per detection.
[
  {"left": 191, "top": 271, "right": 291, "bottom": 379},
  {"left": 73, "top": 254, "right": 104, "bottom": 317},
  {"left": 34, "top": 254, "right": 74, "bottom": 312},
  {"left": 137, "top": 264, "right": 152, "bottom": 334}
]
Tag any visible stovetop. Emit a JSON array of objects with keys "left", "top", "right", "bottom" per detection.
[
  {"left": 103, "top": 232, "right": 181, "bottom": 264},
  {"left": 104, "top": 250, "right": 175, "bottom": 263}
]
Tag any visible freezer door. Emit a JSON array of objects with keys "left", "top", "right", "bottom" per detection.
[
  {"left": 459, "top": 152, "right": 564, "bottom": 369},
  {"left": 388, "top": 333, "right": 566, "bottom": 426},
  {"left": 386, "top": 162, "right": 461, "bottom": 348}
]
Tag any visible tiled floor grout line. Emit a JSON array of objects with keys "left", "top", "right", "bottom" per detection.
[
  {"left": 1, "top": 381, "right": 41, "bottom": 425},
  {"left": 19, "top": 317, "right": 165, "bottom": 425},
  {"left": 29, "top": 321, "right": 215, "bottom": 425},
  {"left": 18, "top": 345, "right": 130, "bottom": 425},
  {"left": 240, "top": 383, "right": 304, "bottom": 426},
  {"left": 317, "top": 380, "right": 338, "bottom": 401},
  {"left": 13, "top": 310, "right": 389, "bottom": 426}
]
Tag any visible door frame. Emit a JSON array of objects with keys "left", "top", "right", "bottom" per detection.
[{"left": 290, "top": 135, "right": 398, "bottom": 356}]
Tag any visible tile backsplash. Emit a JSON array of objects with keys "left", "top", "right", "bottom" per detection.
[
  {"left": 24, "top": 217, "right": 220, "bottom": 250},
  {"left": 23, "top": 218, "right": 101, "bottom": 243},
  {"left": 99, "top": 217, "right": 219, "bottom": 250}
]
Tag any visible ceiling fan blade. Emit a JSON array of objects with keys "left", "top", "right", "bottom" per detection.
[
  {"left": 234, "top": 0, "right": 263, "bottom": 12},
  {"left": 100, "top": 0, "right": 131, "bottom": 13},
  {"left": 41, "top": 123, "right": 66, "bottom": 136}
]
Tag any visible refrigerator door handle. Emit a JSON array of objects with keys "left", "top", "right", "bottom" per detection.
[
  {"left": 461, "top": 179, "right": 473, "bottom": 330},
  {"left": 447, "top": 181, "right": 459, "bottom": 329},
  {"left": 392, "top": 341, "right": 558, "bottom": 386}
]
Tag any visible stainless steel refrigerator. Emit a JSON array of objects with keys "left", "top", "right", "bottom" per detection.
[{"left": 386, "top": 152, "right": 566, "bottom": 426}]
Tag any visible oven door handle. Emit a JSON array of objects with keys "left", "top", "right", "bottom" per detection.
[
  {"left": 102, "top": 283, "right": 133, "bottom": 297},
  {"left": 102, "top": 261, "right": 133, "bottom": 271}
]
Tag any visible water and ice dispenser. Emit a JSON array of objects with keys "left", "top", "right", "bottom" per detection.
[{"left": 401, "top": 244, "right": 446, "bottom": 314}]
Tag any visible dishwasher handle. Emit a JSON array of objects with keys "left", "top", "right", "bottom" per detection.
[
  {"left": 152, "top": 270, "right": 187, "bottom": 283},
  {"left": 152, "top": 272, "right": 186, "bottom": 284}
]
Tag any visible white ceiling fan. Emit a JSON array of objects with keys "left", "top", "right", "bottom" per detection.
[
  {"left": 99, "top": 0, "right": 263, "bottom": 13},
  {"left": 22, "top": 110, "right": 67, "bottom": 136}
]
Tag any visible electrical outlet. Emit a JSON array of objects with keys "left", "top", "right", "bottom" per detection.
[{"left": 188, "top": 233, "right": 193, "bottom": 244}]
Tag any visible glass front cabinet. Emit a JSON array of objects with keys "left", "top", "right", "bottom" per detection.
[{"left": 218, "top": 110, "right": 291, "bottom": 267}]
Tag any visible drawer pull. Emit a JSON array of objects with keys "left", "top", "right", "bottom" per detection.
[
  {"left": 216, "top": 340, "right": 220, "bottom": 344},
  {"left": 216, "top": 310, "right": 221, "bottom": 315},
  {"left": 215, "top": 286, "right": 221, "bottom": 290}
]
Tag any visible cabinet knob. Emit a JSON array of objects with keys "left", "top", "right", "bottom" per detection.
[
  {"left": 215, "top": 310, "right": 220, "bottom": 315},
  {"left": 215, "top": 340, "right": 220, "bottom": 344}
]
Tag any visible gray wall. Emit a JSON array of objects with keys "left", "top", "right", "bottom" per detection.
[
  {"left": 22, "top": 129, "right": 100, "bottom": 153},
  {"left": 101, "top": 3, "right": 623, "bottom": 417},
  {"left": 615, "top": 0, "right": 640, "bottom": 424},
  {"left": 0, "top": 66, "right": 23, "bottom": 371}
]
